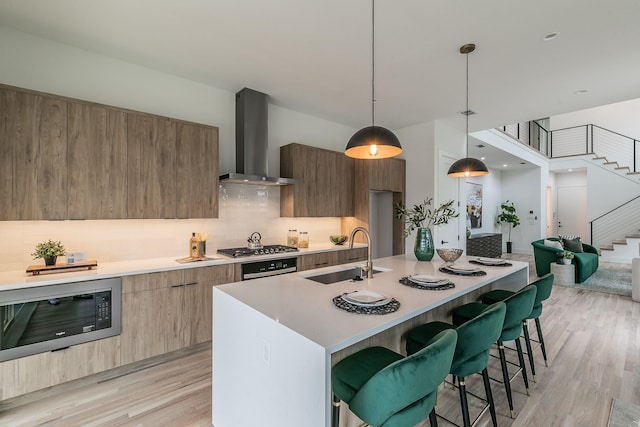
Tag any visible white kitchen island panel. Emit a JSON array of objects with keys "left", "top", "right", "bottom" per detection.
[
  {"left": 212, "top": 255, "right": 528, "bottom": 427},
  {"left": 213, "top": 289, "right": 330, "bottom": 427}
]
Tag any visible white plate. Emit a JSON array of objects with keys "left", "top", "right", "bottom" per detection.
[
  {"left": 476, "top": 257, "right": 506, "bottom": 265},
  {"left": 409, "top": 275, "right": 450, "bottom": 287},
  {"left": 342, "top": 290, "right": 391, "bottom": 307},
  {"left": 445, "top": 265, "right": 481, "bottom": 274}
]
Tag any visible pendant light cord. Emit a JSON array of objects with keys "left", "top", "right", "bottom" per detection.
[
  {"left": 465, "top": 49, "right": 469, "bottom": 156},
  {"left": 371, "top": 0, "right": 375, "bottom": 127}
]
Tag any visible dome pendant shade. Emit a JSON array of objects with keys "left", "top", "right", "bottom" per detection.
[
  {"left": 447, "top": 157, "right": 489, "bottom": 177},
  {"left": 345, "top": 125, "right": 402, "bottom": 159}
]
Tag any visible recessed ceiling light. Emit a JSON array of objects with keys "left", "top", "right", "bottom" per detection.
[
  {"left": 480, "top": 157, "right": 486, "bottom": 160},
  {"left": 575, "top": 89, "right": 589, "bottom": 95},
  {"left": 475, "top": 144, "right": 485, "bottom": 148},
  {"left": 543, "top": 32, "right": 559, "bottom": 41},
  {"left": 568, "top": 169, "right": 573, "bottom": 172},
  {"left": 503, "top": 164, "right": 508, "bottom": 168},
  {"left": 520, "top": 162, "right": 526, "bottom": 165}
]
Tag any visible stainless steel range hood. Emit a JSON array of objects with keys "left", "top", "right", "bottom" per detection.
[{"left": 219, "top": 88, "right": 295, "bottom": 186}]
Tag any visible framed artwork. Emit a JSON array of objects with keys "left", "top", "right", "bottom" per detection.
[{"left": 466, "top": 183, "right": 482, "bottom": 229}]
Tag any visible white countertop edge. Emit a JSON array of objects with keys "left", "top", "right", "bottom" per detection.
[{"left": 0, "top": 243, "right": 368, "bottom": 290}]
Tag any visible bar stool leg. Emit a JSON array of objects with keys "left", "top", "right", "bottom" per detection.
[
  {"left": 535, "top": 317, "right": 548, "bottom": 367},
  {"left": 514, "top": 337, "right": 530, "bottom": 395},
  {"left": 497, "top": 341, "right": 515, "bottom": 418},
  {"left": 481, "top": 368, "right": 498, "bottom": 427},
  {"left": 429, "top": 407, "right": 439, "bottom": 427},
  {"left": 456, "top": 376, "right": 471, "bottom": 427},
  {"left": 522, "top": 320, "right": 536, "bottom": 381},
  {"left": 332, "top": 393, "right": 340, "bottom": 427}
]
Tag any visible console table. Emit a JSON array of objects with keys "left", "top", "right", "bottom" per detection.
[{"left": 467, "top": 233, "right": 502, "bottom": 258}]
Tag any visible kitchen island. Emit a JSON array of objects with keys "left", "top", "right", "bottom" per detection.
[{"left": 212, "top": 254, "right": 528, "bottom": 427}]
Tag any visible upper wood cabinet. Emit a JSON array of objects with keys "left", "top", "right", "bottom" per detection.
[
  {"left": 280, "top": 143, "right": 354, "bottom": 217},
  {"left": 0, "top": 88, "right": 67, "bottom": 220},
  {"left": 0, "top": 84, "right": 219, "bottom": 220},
  {"left": 127, "top": 114, "right": 177, "bottom": 219},
  {"left": 176, "top": 123, "right": 219, "bottom": 219},
  {"left": 67, "top": 102, "right": 127, "bottom": 219},
  {"left": 367, "top": 157, "right": 406, "bottom": 193}
]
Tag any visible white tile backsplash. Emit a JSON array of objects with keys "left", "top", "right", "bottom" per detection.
[{"left": 0, "top": 183, "right": 342, "bottom": 272}]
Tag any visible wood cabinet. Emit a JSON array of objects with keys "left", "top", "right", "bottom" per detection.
[
  {"left": 176, "top": 123, "right": 219, "bottom": 218},
  {"left": 297, "top": 248, "right": 368, "bottom": 272},
  {"left": 127, "top": 114, "right": 177, "bottom": 219},
  {"left": 280, "top": 143, "right": 354, "bottom": 217},
  {"left": 67, "top": 102, "right": 127, "bottom": 219},
  {"left": 0, "top": 84, "right": 220, "bottom": 220},
  {"left": 0, "top": 88, "right": 67, "bottom": 220},
  {"left": 120, "top": 264, "right": 234, "bottom": 364}
]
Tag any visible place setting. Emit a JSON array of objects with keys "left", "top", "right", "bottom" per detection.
[
  {"left": 469, "top": 257, "right": 512, "bottom": 267},
  {"left": 399, "top": 274, "right": 455, "bottom": 291},
  {"left": 333, "top": 289, "right": 400, "bottom": 315},
  {"left": 435, "top": 247, "right": 487, "bottom": 276}
]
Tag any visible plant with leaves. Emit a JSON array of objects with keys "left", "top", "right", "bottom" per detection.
[
  {"left": 496, "top": 200, "right": 520, "bottom": 241},
  {"left": 563, "top": 250, "right": 575, "bottom": 259},
  {"left": 394, "top": 198, "right": 459, "bottom": 237},
  {"left": 31, "top": 239, "right": 66, "bottom": 259}
]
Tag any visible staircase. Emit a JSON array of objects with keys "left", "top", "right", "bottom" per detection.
[{"left": 599, "top": 233, "right": 640, "bottom": 263}]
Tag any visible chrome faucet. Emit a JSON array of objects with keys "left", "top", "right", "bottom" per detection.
[{"left": 349, "top": 227, "right": 373, "bottom": 279}]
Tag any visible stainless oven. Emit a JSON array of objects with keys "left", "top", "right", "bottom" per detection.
[
  {"left": 241, "top": 257, "right": 297, "bottom": 280},
  {"left": 0, "top": 277, "right": 121, "bottom": 362}
]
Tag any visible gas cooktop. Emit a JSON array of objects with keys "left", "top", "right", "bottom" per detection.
[{"left": 217, "top": 245, "right": 299, "bottom": 258}]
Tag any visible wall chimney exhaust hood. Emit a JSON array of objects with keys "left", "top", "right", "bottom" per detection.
[{"left": 219, "top": 88, "right": 295, "bottom": 186}]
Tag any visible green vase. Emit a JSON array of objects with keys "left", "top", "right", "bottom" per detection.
[{"left": 414, "top": 228, "right": 434, "bottom": 261}]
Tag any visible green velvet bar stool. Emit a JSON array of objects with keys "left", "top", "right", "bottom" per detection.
[
  {"left": 452, "top": 284, "right": 537, "bottom": 418},
  {"left": 331, "top": 329, "right": 457, "bottom": 427},
  {"left": 405, "top": 302, "right": 507, "bottom": 427},
  {"left": 481, "top": 273, "right": 554, "bottom": 381}
]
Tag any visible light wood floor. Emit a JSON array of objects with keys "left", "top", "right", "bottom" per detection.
[{"left": 1, "top": 255, "right": 638, "bottom": 427}]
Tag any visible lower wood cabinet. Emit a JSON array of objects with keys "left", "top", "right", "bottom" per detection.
[{"left": 120, "top": 264, "right": 234, "bottom": 364}]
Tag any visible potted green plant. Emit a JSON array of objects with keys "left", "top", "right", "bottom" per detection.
[
  {"left": 561, "top": 250, "right": 574, "bottom": 265},
  {"left": 394, "top": 198, "right": 459, "bottom": 261},
  {"left": 496, "top": 200, "right": 520, "bottom": 253},
  {"left": 31, "top": 239, "right": 66, "bottom": 266}
]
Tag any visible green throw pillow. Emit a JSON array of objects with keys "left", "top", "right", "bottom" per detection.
[{"left": 562, "top": 237, "right": 583, "bottom": 253}]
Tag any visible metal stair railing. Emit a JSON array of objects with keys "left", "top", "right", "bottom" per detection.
[
  {"left": 590, "top": 195, "right": 640, "bottom": 250},
  {"left": 549, "top": 124, "right": 639, "bottom": 173}
]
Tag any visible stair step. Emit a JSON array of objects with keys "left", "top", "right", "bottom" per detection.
[
  {"left": 612, "top": 240, "right": 628, "bottom": 245},
  {"left": 593, "top": 156, "right": 607, "bottom": 161},
  {"left": 600, "top": 245, "right": 614, "bottom": 251},
  {"left": 627, "top": 171, "right": 640, "bottom": 175},
  {"left": 615, "top": 166, "right": 630, "bottom": 171},
  {"left": 604, "top": 161, "right": 619, "bottom": 166},
  {"left": 626, "top": 234, "right": 640, "bottom": 239}
]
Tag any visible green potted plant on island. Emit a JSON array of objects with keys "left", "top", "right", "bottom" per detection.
[
  {"left": 31, "top": 239, "right": 66, "bottom": 266},
  {"left": 561, "top": 250, "right": 574, "bottom": 265},
  {"left": 496, "top": 200, "right": 520, "bottom": 253},
  {"left": 394, "top": 198, "right": 459, "bottom": 261}
]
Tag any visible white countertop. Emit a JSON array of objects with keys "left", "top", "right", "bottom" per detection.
[
  {"left": 0, "top": 243, "right": 367, "bottom": 291},
  {"left": 215, "top": 254, "right": 529, "bottom": 352}
]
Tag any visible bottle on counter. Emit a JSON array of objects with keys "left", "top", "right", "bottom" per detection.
[
  {"left": 298, "top": 231, "right": 309, "bottom": 248},
  {"left": 287, "top": 229, "right": 298, "bottom": 247},
  {"left": 190, "top": 232, "right": 199, "bottom": 258}
]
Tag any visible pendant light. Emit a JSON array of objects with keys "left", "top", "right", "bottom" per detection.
[
  {"left": 447, "top": 43, "right": 489, "bottom": 177},
  {"left": 345, "top": 0, "right": 402, "bottom": 159}
]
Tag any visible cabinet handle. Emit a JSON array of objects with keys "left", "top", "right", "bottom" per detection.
[
  {"left": 314, "top": 262, "right": 329, "bottom": 267},
  {"left": 184, "top": 282, "right": 198, "bottom": 286},
  {"left": 171, "top": 284, "right": 184, "bottom": 288}
]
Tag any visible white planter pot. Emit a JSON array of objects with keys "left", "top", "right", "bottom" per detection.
[{"left": 562, "top": 258, "right": 572, "bottom": 265}]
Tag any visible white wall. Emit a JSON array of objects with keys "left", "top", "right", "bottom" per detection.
[
  {"left": 550, "top": 98, "right": 640, "bottom": 140},
  {"left": 500, "top": 169, "right": 544, "bottom": 254},
  {"left": 0, "top": 26, "right": 354, "bottom": 272}
]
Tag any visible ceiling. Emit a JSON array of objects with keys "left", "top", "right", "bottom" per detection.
[{"left": 1, "top": 0, "right": 639, "bottom": 147}]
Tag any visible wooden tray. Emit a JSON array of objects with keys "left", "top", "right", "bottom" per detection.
[{"left": 26, "top": 260, "right": 98, "bottom": 276}]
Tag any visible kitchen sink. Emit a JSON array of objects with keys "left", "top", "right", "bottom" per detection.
[{"left": 304, "top": 266, "right": 387, "bottom": 285}]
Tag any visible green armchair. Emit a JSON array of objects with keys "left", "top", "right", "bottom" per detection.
[{"left": 531, "top": 238, "right": 598, "bottom": 283}]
